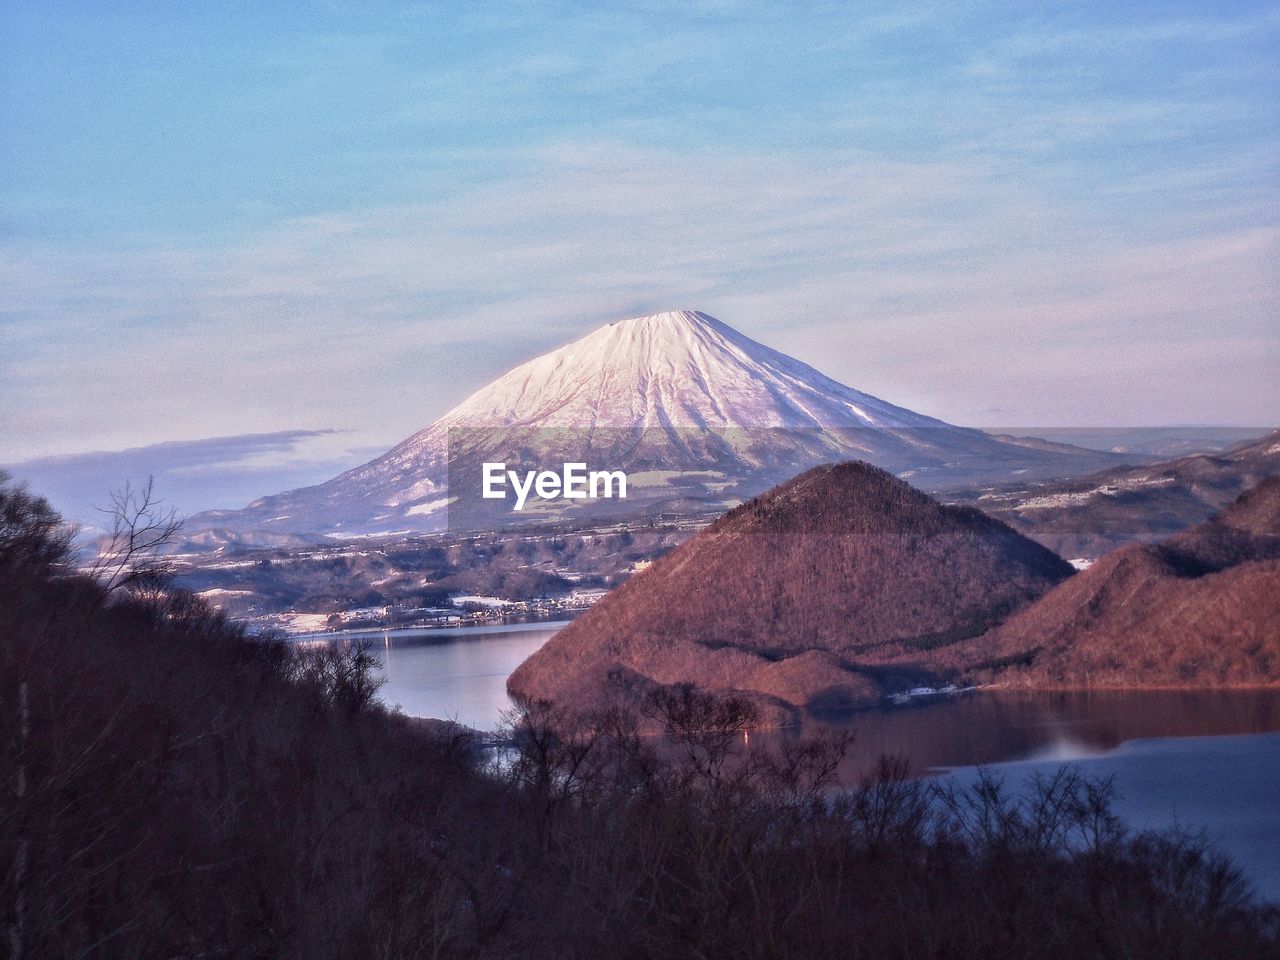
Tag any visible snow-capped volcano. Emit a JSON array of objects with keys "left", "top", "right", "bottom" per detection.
[
  {"left": 191, "top": 310, "right": 1118, "bottom": 538},
  {"left": 427, "top": 310, "right": 942, "bottom": 432}
]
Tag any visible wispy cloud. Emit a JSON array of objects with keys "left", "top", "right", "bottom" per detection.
[{"left": 2, "top": 429, "right": 374, "bottom": 525}]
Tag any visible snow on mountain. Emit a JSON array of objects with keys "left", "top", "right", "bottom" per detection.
[
  {"left": 189, "top": 310, "right": 1120, "bottom": 538},
  {"left": 431, "top": 309, "right": 941, "bottom": 432}
]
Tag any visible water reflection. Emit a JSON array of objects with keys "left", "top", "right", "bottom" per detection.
[
  {"left": 756, "top": 689, "right": 1280, "bottom": 777},
  {"left": 360, "top": 619, "right": 1280, "bottom": 771},
  {"left": 363, "top": 619, "right": 1280, "bottom": 778}
]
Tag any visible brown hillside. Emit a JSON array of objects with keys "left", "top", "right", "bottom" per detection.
[
  {"left": 1202, "top": 471, "right": 1280, "bottom": 536},
  {"left": 945, "top": 476, "right": 1280, "bottom": 689},
  {"left": 508, "top": 462, "right": 1072, "bottom": 716}
]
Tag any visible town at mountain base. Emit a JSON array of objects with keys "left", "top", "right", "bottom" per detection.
[{"left": 508, "top": 466, "right": 1280, "bottom": 723}]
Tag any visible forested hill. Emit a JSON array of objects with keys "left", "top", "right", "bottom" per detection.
[
  {"left": 3, "top": 474, "right": 1277, "bottom": 959},
  {"left": 510, "top": 461, "right": 1073, "bottom": 714},
  {"left": 943, "top": 475, "right": 1280, "bottom": 689}
]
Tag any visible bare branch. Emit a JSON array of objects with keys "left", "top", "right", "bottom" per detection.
[{"left": 88, "top": 476, "right": 183, "bottom": 599}]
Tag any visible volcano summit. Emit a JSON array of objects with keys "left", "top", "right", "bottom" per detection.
[{"left": 191, "top": 310, "right": 1117, "bottom": 539}]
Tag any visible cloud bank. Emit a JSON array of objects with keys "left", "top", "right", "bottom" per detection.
[{"left": 2, "top": 430, "right": 374, "bottom": 527}]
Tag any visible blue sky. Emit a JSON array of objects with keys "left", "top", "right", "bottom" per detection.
[{"left": 2, "top": 2, "right": 1278, "bottom": 498}]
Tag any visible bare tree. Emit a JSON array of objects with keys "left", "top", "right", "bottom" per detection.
[
  {"left": 0, "top": 471, "right": 72, "bottom": 578},
  {"left": 641, "top": 683, "right": 759, "bottom": 787},
  {"left": 295, "top": 639, "right": 387, "bottom": 714},
  {"left": 0, "top": 475, "right": 73, "bottom": 960},
  {"left": 88, "top": 477, "right": 182, "bottom": 599}
]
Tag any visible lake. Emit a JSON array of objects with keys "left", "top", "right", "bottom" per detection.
[
  {"left": 364, "top": 621, "right": 568, "bottom": 731},
  {"left": 356, "top": 623, "right": 1280, "bottom": 900}
]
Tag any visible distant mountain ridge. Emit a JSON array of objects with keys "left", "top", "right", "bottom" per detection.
[
  {"left": 955, "top": 428, "right": 1280, "bottom": 560},
  {"left": 191, "top": 310, "right": 1123, "bottom": 540}
]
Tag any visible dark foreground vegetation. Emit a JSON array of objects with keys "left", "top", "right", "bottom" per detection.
[{"left": 3, "top": 476, "right": 1279, "bottom": 959}]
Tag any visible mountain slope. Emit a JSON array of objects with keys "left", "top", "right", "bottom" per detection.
[
  {"left": 192, "top": 310, "right": 1121, "bottom": 539},
  {"left": 953, "top": 428, "right": 1280, "bottom": 561},
  {"left": 507, "top": 461, "right": 1073, "bottom": 717},
  {"left": 943, "top": 476, "right": 1280, "bottom": 688}
]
